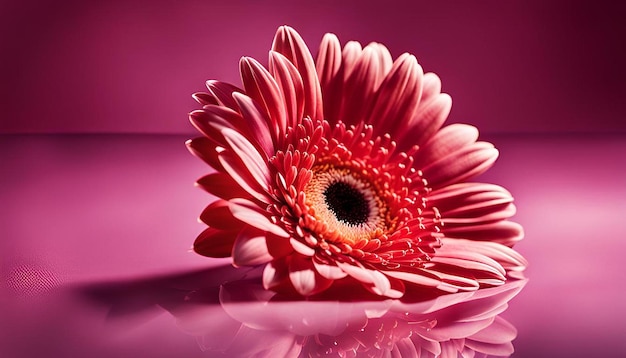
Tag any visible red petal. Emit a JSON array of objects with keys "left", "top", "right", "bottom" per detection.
[
  {"left": 206, "top": 80, "right": 243, "bottom": 111},
  {"left": 368, "top": 53, "right": 423, "bottom": 137},
  {"left": 232, "top": 227, "right": 274, "bottom": 267},
  {"left": 240, "top": 57, "right": 286, "bottom": 144},
  {"left": 199, "top": 199, "right": 243, "bottom": 229},
  {"left": 422, "top": 142, "right": 499, "bottom": 189},
  {"left": 288, "top": 254, "right": 333, "bottom": 296},
  {"left": 229, "top": 198, "right": 289, "bottom": 238},
  {"left": 195, "top": 173, "right": 251, "bottom": 200},
  {"left": 186, "top": 137, "right": 223, "bottom": 171},
  {"left": 194, "top": 227, "right": 239, "bottom": 258},
  {"left": 315, "top": 33, "right": 342, "bottom": 121},
  {"left": 269, "top": 51, "right": 305, "bottom": 133},
  {"left": 272, "top": 26, "right": 323, "bottom": 120},
  {"left": 415, "top": 124, "right": 480, "bottom": 168},
  {"left": 398, "top": 93, "right": 452, "bottom": 149}
]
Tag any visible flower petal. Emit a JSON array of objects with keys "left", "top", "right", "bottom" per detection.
[
  {"left": 398, "top": 93, "right": 452, "bottom": 149},
  {"left": 443, "top": 221, "right": 525, "bottom": 247},
  {"left": 263, "top": 258, "right": 290, "bottom": 290},
  {"left": 272, "top": 25, "right": 323, "bottom": 120},
  {"left": 231, "top": 92, "right": 275, "bottom": 155},
  {"left": 426, "top": 182, "right": 516, "bottom": 226},
  {"left": 313, "top": 256, "right": 348, "bottom": 280},
  {"left": 335, "top": 262, "right": 400, "bottom": 297},
  {"left": 337, "top": 43, "right": 386, "bottom": 124},
  {"left": 218, "top": 149, "right": 271, "bottom": 203},
  {"left": 196, "top": 173, "right": 251, "bottom": 200},
  {"left": 186, "top": 137, "right": 223, "bottom": 171},
  {"left": 206, "top": 80, "right": 242, "bottom": 111},
  {"left": 421, "top": 142, "right": 499, "bottom": 189},
  {"left": 269, "top": 51, "right": 305, "bottom": 132},
  {"left": 229, "top": 198, "right": 289, "bottom": 238},
  {"left": 368, "top": 53, "right": 423, "bottom": 137},
  {"left": 438, "top": 238, "right": 527, "bottom": 272},
  {"left": 194, "top": 227, "right": 239, "bottom": 258},
  {"left": 415, "top": 124, "right": 480, "bottom": 169},
  {"left": 232, "top": 227, "right": 274, "bottom": 267},
  {"left": 191, "top": 91, "right": 218, "bottom": 106},
  {"left": 199, "top": 199, "right": 243, "bottom": 229},
  {"left": 288, "top": 254, "right": 333, "bottom": 296},
  {"left": 240, "top": 56, "right": 286, "bottom": 144},
  {"left": 315, "top": 33, "right": 342, "bottom": 121},
  {"left": 221, "top": 127, "right": 271, "bottom": 191}
]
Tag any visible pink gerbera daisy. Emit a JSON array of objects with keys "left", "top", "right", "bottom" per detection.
[{"left": 188, "top": 26, "right": 526, "bottom": 298}]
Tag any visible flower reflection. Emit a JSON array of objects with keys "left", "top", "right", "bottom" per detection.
[{"left": 163, "top": 269, "right": 527, "bottom": 357}]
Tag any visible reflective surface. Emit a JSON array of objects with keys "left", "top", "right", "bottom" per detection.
[{"left": 1, "top": 134, "right": 625, "bottom": 357}]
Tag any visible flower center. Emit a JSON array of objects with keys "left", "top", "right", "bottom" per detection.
[
  {"left": 324, "top": 181, "right": 369, "bottom": 225},
  {"left": 304, "top": 167, "right": 388, "bottom": 245}
]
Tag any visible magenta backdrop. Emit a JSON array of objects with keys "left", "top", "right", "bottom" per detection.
[
  {"left": 2, "top": 1, "right": 626, "bottom": 357},
  {"left": 1, "top": 0, "right": 625, "bottom": 134}
]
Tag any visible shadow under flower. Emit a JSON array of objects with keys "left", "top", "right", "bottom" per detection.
[{"left": 77, "top": 264, "right": 526, "bottom": 357}]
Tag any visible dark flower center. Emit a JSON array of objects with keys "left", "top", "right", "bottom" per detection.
[{"left": 324, "top": 181, "right": 370, "bottom": 225}]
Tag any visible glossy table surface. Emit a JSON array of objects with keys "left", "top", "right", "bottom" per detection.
[{"left": 1, "top": 134, "right": 625, "bottom": 357}]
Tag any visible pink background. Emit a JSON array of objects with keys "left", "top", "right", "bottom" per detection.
[
  {"left": 1, "top": 0, "right": 625, "bottom": 134},
  {"left": 2, "top": 1, "right": 626, "bottom": 357}
]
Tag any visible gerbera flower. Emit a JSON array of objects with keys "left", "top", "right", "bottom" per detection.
[{"left": 188, "top": 26, "right": 526, "bottom": 298}]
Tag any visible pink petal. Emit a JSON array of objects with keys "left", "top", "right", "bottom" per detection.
[
  {"left": 428, "top": 183, "right": 512, "bottom": 210},
  {"left": 382, "top": 269, "right": 458, "bottom": 293},
  {"left": 465, "top": 339, "right": 514, "bottom": 357},
  {"left": 218, "top": 149, "right": 271, "bottom": 203},
  {"left": 419, "top": 268, "right": 481, "bottom": 291},
  {"left": 420, "top": 72, "right": 442, "bottom": 103},
  {"left": 468, "top": 316, "right": 517, "bottom": 345},
  {"left": 367, "top": 53, "right": 423, "bottom": 137},
  {"left": 288, "top": 254, "right": 333, "bottom": 296},
  {"left": 315, "top": 33, "right": 342, "bottom": 121},
  {"left": 422, "top": 142, "right": 499, "bottom": 189},
  {"left": 232, "top": 227, "right": 274, "bottom": 267},
  {"left": 392, "top": 338, "right": 418, "bottom": 358},
  {"left": 231, "top": 92, "right": 275, "bottom": 155},
  {"left": 415, "top": 124, "right": 480, "bottom": 168},
  {"left": 430, "top": 255, "right": 506, "bottom": 281},
  {"left": 206, "top": 80, "right": 243, "bottom": 111},
  {"left": 229, "top": 198, "right": 289, "bottom": 238},
  {"left": 337, "top": 43, "right": 385, "bottom": 124},
  {"left": 321, "top": 40, "right": 362, "bottom": 124},
  {"left": 189, "top": 106, "right": 252, "bottom": 149},
  {"left": 340, "top": 41, "right": 363, "bottom": 80},
  {"left": 443, "top": 221, "right": 525, "bottom": 247},
  {"left": 313, "top": 256, "right": 348, "bottom": 280},
  {"left": 439, "top": 238, "right": 528, "bottom": 272},
  {"left": 336, "top": 262, "right": 399, "bottom": 297},
  {"left": 240, "top": 56, "right": 287, "bottom": 144},
  {"left": 269, "top": 51, "right": 305, "bottom": 132},
  {"left": 289, "top": 237, "right": 316, "bottom": 257},
  {"left": 191, "top": 91, "right": 218, "bottom": 105},
  {"left": 272, "top": 26, "right": 323, "bottom": 120},
  {"left": 398, "top": 93, "right": 452, "bottom": 150},
  {"left": 371, "top": 42, "right": 393, "bottom": 76},
  {"left": 427, "top": 183, "right": 516, "bottom": 226},
  {"left": 221, "top": 127, "right": 271, "bottom": 190},
  {"left": 194, "top": 227, "right": 239, "bottom": 258},
  {"left": 263, "top": 258, "right": 290, "bottom": 290}
]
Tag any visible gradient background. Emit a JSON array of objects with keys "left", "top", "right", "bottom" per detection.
[{"left": 2, "top": 0, "right": 625, "bottom": 357}]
